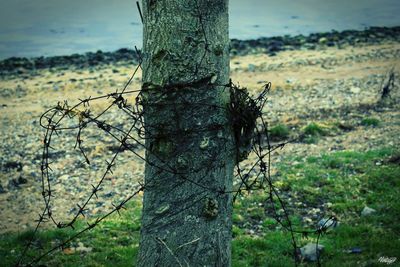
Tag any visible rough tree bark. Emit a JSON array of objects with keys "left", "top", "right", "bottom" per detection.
[{"left": 137, "top": 0, "right": 234, "bottom": 266}]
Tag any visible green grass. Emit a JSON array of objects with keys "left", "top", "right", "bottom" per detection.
[
  {"left": 361, "top": 117, "right": 380, "bottom": 127},
  {"left": 269, "top": 124, "right": 290, "bottom": 140},
  {"left": 301, "top": 122, "right": 336, "bottom": 143},
  {"left": 303, "top": 122, "right": 328, "bottom": 136},
  {"left": 1, "top": 148, "right": 399, "bottom": 266},
  {"left": 269, "top": 148, "right": 400, "bottom": 266},
  {"left": 0, "top": 200, "right": 142, "bottom": 267}
]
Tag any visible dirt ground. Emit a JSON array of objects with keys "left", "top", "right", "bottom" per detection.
[{"left": 0, "top": 41, "right": 399, "bottom": 233}]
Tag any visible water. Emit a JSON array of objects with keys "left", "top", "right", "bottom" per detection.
[{"left": 0, "top": 0, "right": 399, "bottom": 59}]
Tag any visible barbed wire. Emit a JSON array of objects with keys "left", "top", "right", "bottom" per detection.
[{"left": 14, "top": 2, "right": 337, "bottom": 266}]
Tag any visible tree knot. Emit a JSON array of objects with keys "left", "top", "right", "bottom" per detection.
[{"left": 202, "top": 197, "right": 219, "bottom": 219}]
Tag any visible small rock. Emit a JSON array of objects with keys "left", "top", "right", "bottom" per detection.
[
  {"left": 247, "top": 64, "right": 256, "bottom": 72},
  {"left": 318, "top": 37, "right": 328, "bottom": 44},
  {"left": 350, "top": 86, "right": 361, "bottom": 94},
  {"left": 7, "top": 179, "right": 20, "bottom": 190},
  {"left": 300, "top": 243, "right": 324, "bottom": 262},
  {"left": 308, "top": 208, "right": 321, "bottom": 216},
  {"left": 76, "top": 246, "right": 92, "bottom": 253},
  {"left": 361, "top": 206, "right": 376, "bottom": 216},
  {"left": 75, "top": 242, "right": 93, "bottom": 253},
  {"left": 95, "top": 201, "right": 105, "bottom": 207},
  {"left": 22, "top": 165, "right": 30, "bottom": 173},
  {"left": 59, "top": 174, "right": 69, "bottom": 181},
  {"left": 303, "top": 217, "right": 313, "bottom": 224},
  {"left": 246, "top": 229, "right": 255, "bottom": 235},
  {"left": 286, "top": 78, "right": 296, "bottom": 84},
  {"left": 103, "top": 191, "right": 115, "bottom": 198}
]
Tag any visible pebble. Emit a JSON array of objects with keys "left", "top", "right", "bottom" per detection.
[
  {"left": 308, "top": 208, "right": 321, "bottom": 215},
  {"left": 361, "top": 206, "right": 376, "bottom": 216},
  {"left": 303, "top": 217, "right": 313, "bottom": 224},
  {"left": 248, "top": 64, "right": 256, "bottom": 72},
  {"left": 103, "top": 191, "right": 115, "bottom": 198},
  {"left": 300, "top": 243, "right": 324, "bottom": 262},
  {"left": 75, "top": 242, "right": 93, "bottom": 253},
  {"left": 318, "top": 37, "right": 328, "bottom": 44},
  {"left": 59, "top": 174, "right": 70, "bottom": 181},
  {"left": 22, "top": 165, "right": 30, "bottom": 173},
  {"left": 7, "top": 179, "right": 20, "bottom": 190},
  {"left": 350, "top": 86, "right": 361, "bottom": 94}
]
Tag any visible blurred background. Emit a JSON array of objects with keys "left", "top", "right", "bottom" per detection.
[{"left": 0, "top": 0, "right": 399, "bottom": 59}]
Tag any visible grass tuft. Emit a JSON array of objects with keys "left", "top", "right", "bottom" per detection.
[
  {"left": 303, "top": 122, "right": 328, "bottom": 136},
  {"left": 361, "top": 117, "right": 380, "bottom": 127},
  {"left": 269, "top": 124, "right": 290, "bottom": 140},
  {"left": 301, "top": 122, "right": 338, "bottom": 143}
]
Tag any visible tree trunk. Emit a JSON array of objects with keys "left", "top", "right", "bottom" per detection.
[{"left": 137, "top": 0, "right": 234, "bottom": 266}]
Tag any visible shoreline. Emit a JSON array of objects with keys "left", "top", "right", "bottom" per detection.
[{"left": 0, "top": 26, "right": 399, "bottom": 75}]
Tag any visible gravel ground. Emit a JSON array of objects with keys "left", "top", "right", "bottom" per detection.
[{"left": 0, "top": 39, "right": 399, "bottom": 234}]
